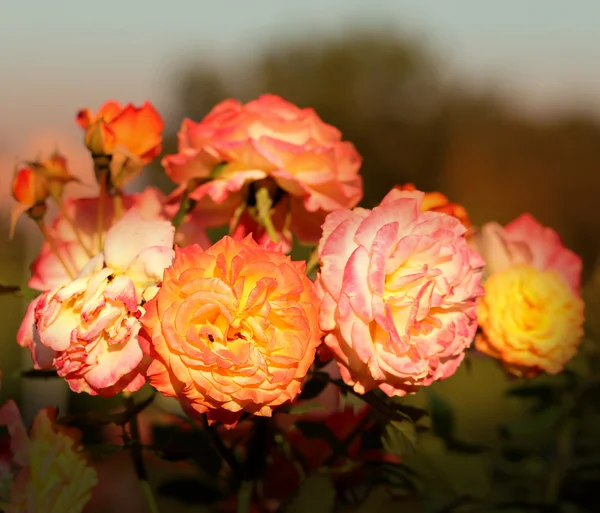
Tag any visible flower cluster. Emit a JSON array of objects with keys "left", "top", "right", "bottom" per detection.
[{"left": 5, "top": 95, "right": 585, "bottom": 511}]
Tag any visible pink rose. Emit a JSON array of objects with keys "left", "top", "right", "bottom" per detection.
[
  {"left": 315, "top": 188, "right": 485, "bottom": 397},
  {"left": 162, "top": 94, "right": 363, "bottom": 245},
  {"left": 18, "top": 187, "right": 210, "bottom": 368},
  {"left": 473, "top": 213, "right": 581, "bottom": 292},
  {"left": 32, "top": 209, "right": 175, "bottom": 395}
]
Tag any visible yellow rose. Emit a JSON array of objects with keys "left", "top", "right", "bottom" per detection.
[{"left": 475, "top": 264, "right": 584, "bottom": 377}]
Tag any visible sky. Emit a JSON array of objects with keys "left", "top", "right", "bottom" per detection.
[{"left": 1, "top": 0, "right": 600, "bottom": 151}]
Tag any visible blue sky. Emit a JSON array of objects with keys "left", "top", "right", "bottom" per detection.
[{"left": 2, "top": 0, "right": 600, "bottom": 147}]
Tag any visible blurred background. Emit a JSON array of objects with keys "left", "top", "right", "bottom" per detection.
[{"left": 1, "top": 1, "right": 600, "bottom": 511}]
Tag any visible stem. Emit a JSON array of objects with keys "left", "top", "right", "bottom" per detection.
[
  {"left": 255, "top": 187, "right": 279, "bottom": 244},
  {"left": 123, "top": 393, "right": 161, "bottom": 513},
  {"left": 305, "top": 248, "right": 320, "bottom": 277},
  {"left": 202, "top": 415, "right": 244, "bottom": 480},
  {"left": 97, "top": 169, "right": 108, "bottom": 252},
  {"left": 113, "top": 192, "right": 124, "bottom": 222},
  {"left": 323, "top": 410, "right": 373, "bottom": 467},
  {"left": 36, "top": 220, "right": 76, "bottom": 280},
  {"left": 51, "top": 193, "right": 94, "bottom": 257},
  {"left": 236, "top": 480, "right": 254, "bottom": 513},
  {"left": 544, "top": 415, "right": 574, "bottom": 504},
  {"left": 171, "top": 189, "right": 192, "bottom": 231}
]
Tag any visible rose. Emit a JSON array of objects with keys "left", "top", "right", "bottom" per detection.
[
  {"left": 140, "top": 235, "right": 322, "bottom": 428},
  {"left": 396, "top": 183, "right": 473, "bottom": 235},
  {"left": 9, "top": 166, "right": 49, "bottom": 237},
  {"left": 0, "top": 400, "right": 97, "bottom": 513},
  {"left": 17, "top": 187, "right": 210, "bottom": 370},
  {"left": 162, "top": 94, "right": 363, "bottom": 245},
  {"left": 473, "top": 213, "right": 581, "bottom": 291},
  {"left": 475, "top": 265, "right": 584, "bottom": 376},
  {"left": 315, "top": 187, "right": 484, "bottom": 397},
  {"left": 474, "top": 214, "right": 584, "bottom": 376},
  {"left": 32, "top": 209, "right": 175, "bottom": 395},
  {"left": 76, "top": 100, "right": 163, "bottom": 189}
]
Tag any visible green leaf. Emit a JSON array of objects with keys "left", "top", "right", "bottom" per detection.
[
  {"left": 299, "top": 373, "right": 329, "bottom": 400},
  {"left": 278, "top": 470, "right": 336, "bottom": 513},
  {"left": 381, "top": 419, "right": 418, "bottom": 457},
  {"left": 152, "top": 425, "right": 222, "bottom": 476},
  {"left": 85, "top": 442, "right": 123, "bottom": 459},
  {"left": 0, "top": 283, "right": 20, "bottom": 295},
  {"left": 157, "top": 478, "right": 224, "bottom": 506},
  {"left": 209, "top": 161, "right": 228, "bottom": 178},
  {"left": 500, "top": 405, "right": 565, "bottom": 439},
  {"left": 427, "top": 390, "right": 455, "bottom": 441},
  {"left": 21, "top": 369, "right": 58, "bottom": 379},
  {"left": 281, "top": 403, "right": 326, "bottom": 415},
  {"left": 293, "top": 421, "right": 344, "bottom": 454}
]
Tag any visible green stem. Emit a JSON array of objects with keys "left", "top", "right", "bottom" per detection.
[
  {"left": 255, "top": 187, "right": 279, "bottom": 244},
  {"left": 544, "top": 415, "right": 574, "bottom": 504},
  {"left": 123, "top": 394, "right": 161, "bottom": 513},
  {"left": 202, "top": 415, "right": 244, "bottom": 480},
  {"left": 236, "top": 480, "right": 254, "bottom": 513},
  {"left": 171, "top": 189, "right": 193, "bottom": 230}
]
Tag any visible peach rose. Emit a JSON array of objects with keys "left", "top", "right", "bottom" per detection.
[
  {"left": 315, "top": 187, "right": 484, "bottom": 397},
  {"left": 474, "top": 214, "right": 584, "bottom": 376},
  {"left": 9, "top": 166, "right": 49, "bottom": 237},
  {"left": 0, "top": 400, "right": 98, "bottom": 513},
  {"left": 32, "top": 209, "right": 175, "bottom": 395},
  {"left": 162, "top": 94, "right": 363, "bottom": 244},
  {"left": 76, "top": 100, "right": 163, "bottom": 189},
  {"left": 140, "top": 236, "right": 322, "bottom": 428},
  {"left": 396, "top": 183, "right": 472, "bottom": 235}
]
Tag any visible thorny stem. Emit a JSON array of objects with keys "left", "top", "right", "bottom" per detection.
[
  {"left": 50, "top": 192, "right": 94, "bottom": 257},
  {"left": 123, "top": 393, "right": 161, "bottom": 513},
  {"left": 36, "top": 219, "right": 76, "bottom": 279}
]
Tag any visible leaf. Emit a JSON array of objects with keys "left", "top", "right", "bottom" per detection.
[
  {"left": 281, "top": 403, "right": 326, "bottom": 415},
  {"left": 209, "top": 161, "right": 228, "bottom": 178},
  {"left": 278, "top": 470, "right": 336, "bottom": 513},
  {"left": 500, "top": 405, "right": 565, "bottom": 439},
  {"left": 152, "top": 425, "right": 222, "bottom": 476},
  {"left": 293, "top": 420, "right": 344, "bottom": 454},
  {"left": 0, "top": 284, "right": 20, "bottom": 295},
  {"left": 85, "top": 442, "right": 123, "bottom": 459},
  {"left": 299, "top": 373, "right": 329, "bottom": 400},
  {"left": 389, "top": 401, "right": 430, "bottom": 424},
  {"left": 21, "top": 369, "right": 58, "bottom": 379},
  {"left": 381, "top": 419, "right": 418, "bottom": 457},
  {"left": 427, "top": 390, "right": 455, "bottom": 441},
  {"left": 58, "top": 392, "right": 156, "bottom": 428},
  {"left": 157, "top": 477, "right": 224, "bottom": 506}
]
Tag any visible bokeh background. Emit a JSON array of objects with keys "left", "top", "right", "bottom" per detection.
[{"left": 1, "top": 1, "right": 600, "bottom": 511}]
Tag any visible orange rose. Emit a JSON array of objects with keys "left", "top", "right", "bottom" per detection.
[
  {"left": 9, "top": 166, "right": 50, "bottom": 236},
  {"left": 162, "top": 94, "right": 363, "bottom": 245},
  {"left": 76, "top": 100, "right": 164, "bottom": 189},
  {"left": 396, "top": 183, "right": 472, "bottom": 235},
  {"left": 140, "top": 236, "right": 322, "bottom": 428}
]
